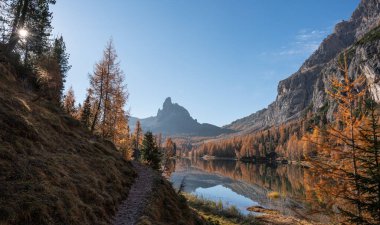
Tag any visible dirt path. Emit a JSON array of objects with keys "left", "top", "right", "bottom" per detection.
[{"left": 112, "top": 161, "right": 155, "bottom": 225}]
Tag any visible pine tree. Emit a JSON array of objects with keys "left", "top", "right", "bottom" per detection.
[
  {"left": 132, "top": 120, "right": 143, "bottom": 160},
  {"left": 4, "top": 0, "right": 56, "bottom": 54},
  {"left": 141, "top": 131, "right": 162, "bottom": 170},
  {"left": 80, "top": 92, "right": 92, "bottom": 129},
  {"left": 52, "top": 36, "right": 71, "bottom": 98}
]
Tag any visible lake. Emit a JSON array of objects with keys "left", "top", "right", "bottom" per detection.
[{"left": 169, "top": 158, "right": 338, "bottom": 223}]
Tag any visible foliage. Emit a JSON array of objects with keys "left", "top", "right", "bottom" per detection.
[
  {"left": 141, "top": 131, "right": 162, "bottom": 170},
  {"left": 62, "top": 86, "right": 76, "bottom": 116},
  {"left": 80, "top": 91, "right": 92, "bottom": 128},
  {"left": 2, "top": 0, "right": 56, "bottom": 54},
  {"left": 131, "top": 120, "right": 143, "bottom": 160},
  {"left": 52, "top": 36, "right": 71, "bottom": 97},
  {"left": 309, "top": 54, "right": 380, "bottom": 224},
  {"left": 88, "top": 39, "right": 129, "bottom": 149},
  {"left": 355, "top": 25, "right": 380, "bottom": 46}
]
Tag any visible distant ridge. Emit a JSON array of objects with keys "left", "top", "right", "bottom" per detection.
[{"left": 130, "top": 97, "right": 232, "bottom": 137}]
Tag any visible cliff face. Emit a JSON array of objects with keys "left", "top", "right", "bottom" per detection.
[
  {"left": 130, "top": 97, "right": 232, "bottom": 137},
  {"left": 226, "top": 0, "right": 380, "bottom": 132}
]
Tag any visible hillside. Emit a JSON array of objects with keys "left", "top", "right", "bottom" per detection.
[
  {"left": 130, "top": 97, "right": 232, "bottom": 137},
  {"left": 0, "top": 63, "right": 201, "bottom": 225},
  {"left": 0, "top": 63, "right": 136, "bottom": 224},
  {"left": 225, "top": 0, "right": 380, "bottom": 133}
]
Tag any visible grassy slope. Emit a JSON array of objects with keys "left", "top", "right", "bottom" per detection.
[
  {"left": 137, "top": 177, "right": 204, "bottom": 225},
  {"left": 0, "top": 67, "right": 136, "bottom": 225}
]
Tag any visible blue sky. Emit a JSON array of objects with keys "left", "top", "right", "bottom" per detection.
[{"left": 51, "top": 0, "right": 359, "bottom": 126}]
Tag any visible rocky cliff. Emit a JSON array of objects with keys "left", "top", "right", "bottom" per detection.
[
  {"left": 225, "top": 0, "right": 380, "bottom": 132},
  {"left": 130, "top": 97, "right": 232, "bottom": 137}
]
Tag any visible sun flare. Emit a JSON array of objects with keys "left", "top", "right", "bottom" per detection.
[{"left": 18, "top": 28, "right": 28, "bottom": 39}]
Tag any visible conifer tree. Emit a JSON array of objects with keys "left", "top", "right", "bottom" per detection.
[
  {"left": 52, "top": 36, "right": 71, "bottom": 97},
  {"left": 141, "top": 131, "right": 162, "bottom": 170},
  {"left": 309, "top": 54, "right": 377, "bottom": 224},
  {"left": 88, "top": 39, "right": 128, "bottom": 141},
  {"left": 131, "top": 120, "right": 143, "bottom": 160},
  {"left": 357, "top": 98, "right": 380, "bottom": 223},
  {"left": 63, "top": 86, "right": 76, "bottom": 116},
  {"left": 4, "top": 0, "right": 56, "bottom": 54},
  {"left": 80, "top": 93, "right": 92, "bottom": 129}
]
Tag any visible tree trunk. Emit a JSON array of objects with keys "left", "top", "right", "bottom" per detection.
[
  {"left": 7, "top": 0, "right": 29, "bottom": 52},
  {"left": 90, "top": 68, "right": 104, "bottom": 133}
]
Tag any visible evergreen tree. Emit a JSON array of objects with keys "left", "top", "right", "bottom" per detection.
[
  {"left": 141, "top": 131, "right": 162, "bottom": 170},
  {"left": 357, "top": 99, "right": 380, "bottom": 223},
  {"left": 80, "top": 93, "right": 92, "bottom": 128},
  {"left": 52, "top": 36, "right": 71, "bottom": 97},
  {"left": 132, "top": 120, "right": 143, "bottom": 160},
  {"left": 5, "top": 0, "right": 56, "bottom": 54}
]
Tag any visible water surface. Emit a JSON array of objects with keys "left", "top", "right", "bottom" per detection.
[{"left": 169, "top": 158, "right": 335, "bottom": 223}]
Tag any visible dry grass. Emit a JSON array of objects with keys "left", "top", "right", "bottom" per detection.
[
  {"left": 184, "top": 193, "right": 260, "bottom": 225},
  {"left": 136, "top": 177, "right": 204, "bottom": 225},
  {"left": 267, "top": 191, "right": 281, "bottom": 199},
  {"left": 0, "top": 71, "right": 136, "bottom": 225}
]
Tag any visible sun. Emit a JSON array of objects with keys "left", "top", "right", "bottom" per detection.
[{"left": 18, "top": 28, "right": 29, "bottom": 39}]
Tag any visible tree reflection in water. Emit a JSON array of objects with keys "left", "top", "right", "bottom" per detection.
[{"left": 170, "top": 158, "right": 340, "bottom": 224}]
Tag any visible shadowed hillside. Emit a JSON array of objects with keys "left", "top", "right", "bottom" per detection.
[
  {"left": 0, "top": 62, "right": 203, "bottom": 225},
  {"left": 0, "top": 62, "right": 137, "bottom": 224}
]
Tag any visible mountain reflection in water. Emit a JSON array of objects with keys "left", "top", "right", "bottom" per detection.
[{"left": 169, "top": 158, "right": 336, "bottom": 223}]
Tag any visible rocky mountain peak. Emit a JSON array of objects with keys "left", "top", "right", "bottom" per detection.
[
  {"left": 225, "top": 0, "right": 380, "bottom": 133},
  {"left": 157, "top": 97, "right": 191, "bottom": 120},
  {"left": 163, "top": 97, "right": 172, "bottom": 107},
  {"left": 130, "top": 98, "right": 232, "bottom": 137}
]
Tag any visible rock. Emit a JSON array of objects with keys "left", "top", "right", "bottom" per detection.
[
  {"left": 130, "top": 97, "right": 233, "bottom": 137},
  {"left": 225, "top": 0, "right": 380, "bottom": 133}
]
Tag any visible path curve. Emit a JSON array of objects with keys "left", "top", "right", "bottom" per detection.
[{"left": 112, "top": 161, "right": 155, "bottom": 225}]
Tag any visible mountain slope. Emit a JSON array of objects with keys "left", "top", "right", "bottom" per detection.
[
  {"left": 0, "top": 63, "right": 202, "bottom": 225},
  {"left": 225, "top": 0, "right": 380, "bottom": 133},
  {"left": 130, "top": 97, "right": 232, "bottom": 137},
  {"left": 0, "top": 63, "right": 136, "bottom": 225}
]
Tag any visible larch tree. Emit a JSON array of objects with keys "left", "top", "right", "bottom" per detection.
[
  {"left": 88, "top": 39, "right": 128, "bottom": 142},
  {"left": 309, "top": 54, "right": 373, "bottom": 224},
  {"left": 112, "top": 74, "right": 130, "bottom": 156},
  {"left": 63, "top": 86, "right": 76, "bottom": 116},
  {"left": 356, "top": 98, "right": 380, "bottom": 223},
  {"left": 164, "top": 137, "right": 177, "bottom": 159}
]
